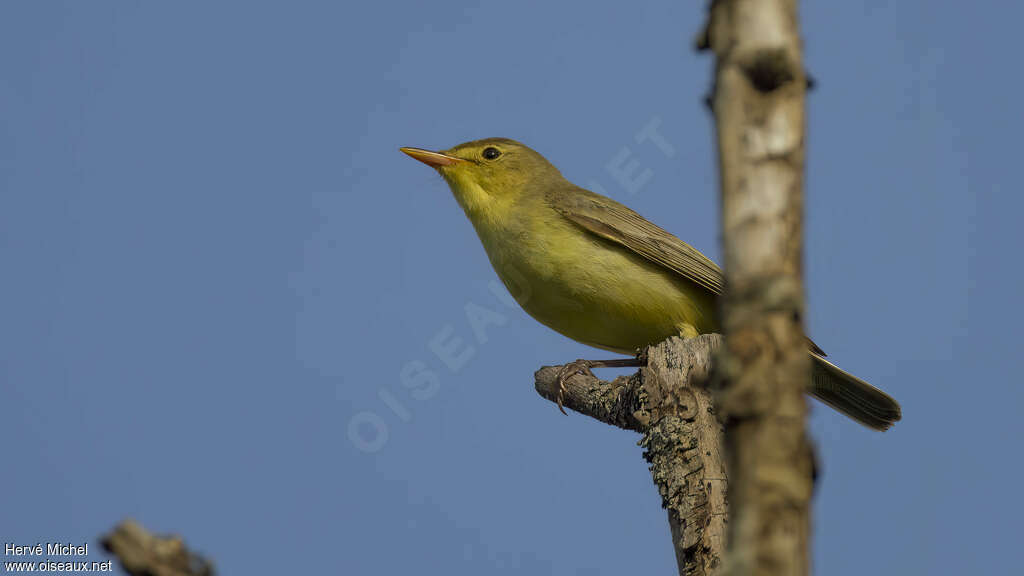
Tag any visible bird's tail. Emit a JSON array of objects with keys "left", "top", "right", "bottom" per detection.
[{"left": 808, "top": 353, "right": 902, "bottom": 431}]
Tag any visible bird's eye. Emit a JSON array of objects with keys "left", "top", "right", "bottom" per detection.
[{"left": 482, "top": 147, "right": 501, "bottom": 160}]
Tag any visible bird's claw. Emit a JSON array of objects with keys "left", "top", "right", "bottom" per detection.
[{"left": 554, "top": 359, "right": 594, "bottom": 415}]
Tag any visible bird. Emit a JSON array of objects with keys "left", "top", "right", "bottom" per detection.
[{"left": 401, "top": 138, "right": 902, "bottom": 430}]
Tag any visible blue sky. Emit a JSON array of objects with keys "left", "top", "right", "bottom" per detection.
[{"left": 1, "top": 1, "right": 1020, "bottom": 574}]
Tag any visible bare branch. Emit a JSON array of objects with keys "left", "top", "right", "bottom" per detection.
[
  {"left": 101, "top": 519, "right": 214, "bottom": 576},
  {"left": 536, "top": 334, "right": 727, "bottom": 575}
]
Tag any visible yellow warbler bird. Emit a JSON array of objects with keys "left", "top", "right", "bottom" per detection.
[{"left": 401, "top": 138, "right": 901, "bottom": 430}]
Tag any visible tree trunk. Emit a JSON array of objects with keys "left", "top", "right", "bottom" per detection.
[{"left": 702, "top": 1, "right": 816, "bottom": 575}]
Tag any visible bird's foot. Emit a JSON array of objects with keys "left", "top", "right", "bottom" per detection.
[
  {"left": 552, "top": 357, "right": 645, "bottom": 415},
  {"left": 554, "top": 359, "right": 596, "bottom": 415}
]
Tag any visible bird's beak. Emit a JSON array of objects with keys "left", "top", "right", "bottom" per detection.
[{"left": 400, "top": 147, "right": 465, "bottom": 168}]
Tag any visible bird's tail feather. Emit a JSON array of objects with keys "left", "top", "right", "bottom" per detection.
[{"left": 808, "top": 354, "right": 902, "bottom": 431}]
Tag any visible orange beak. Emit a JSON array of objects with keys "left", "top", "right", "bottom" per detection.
[{"left": 400, "top": 147, "right": 465, "bottom": 168}]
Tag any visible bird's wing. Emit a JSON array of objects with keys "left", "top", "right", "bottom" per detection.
[
  {"left": 548, "top": 186, "right": 725, "bottom": 295},
  {"left": 548, "top": 186, "right": 829, "bottom": 356}
]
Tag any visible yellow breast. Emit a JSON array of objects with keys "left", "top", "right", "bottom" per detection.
[{"left": 474, "top": 204, "right": 717, "bottom": 354}]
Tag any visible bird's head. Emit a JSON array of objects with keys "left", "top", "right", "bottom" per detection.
[{"left": 401, "top": 138, "right": 563, "bottom": 220}]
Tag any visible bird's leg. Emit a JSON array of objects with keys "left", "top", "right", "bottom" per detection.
[{"left": 554, "top": 357, "right": 643, "bottom": 415}]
